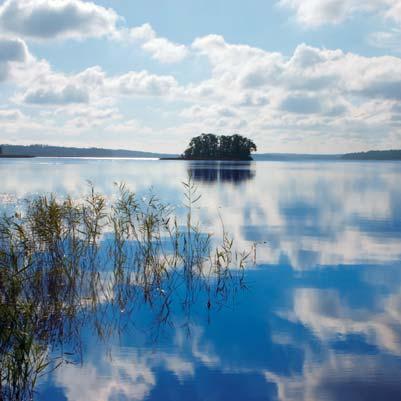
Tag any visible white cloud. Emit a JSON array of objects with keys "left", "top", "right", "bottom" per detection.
[
  {"left": 279, "top": 0, "right": 358, "bottom": 26},
  {"left": 180, "top": 104, "right": 238, "bottom": 120},
  {"left": 128, "top": 23, "right": 188, "bottom": 63},
  {"left": 0, "top": 36, "right": 28, "bottom": 81},
  {"left": 191, "top": 36, "right": 401, "bottom": 106},
  {"left": 179, "top": 36, "right": 401, "bottom": 150},
  {"left": 13, "top": 65, "right": 107, "bottom": 106},
  {"left": 2, "top": 30, "right": 401, "bottom": 152},
  {"left": 109, "top": 70, "right": 179, "bottom": 97},
  {"left": 385, "top": 0, "right": 401, "bottom": 23},
  {"left": 129, "top": 23, "right": 155, "bottom": 42},
  {"left": 23, "top": 84, "right": 89, "bottom": 105},
  {"left": 179, "top": 104, "right": 247, "bottom": 132},
  {"left": 280, "top": 94, "right": 323, "bottom": 114},
  {"left": 105, "top": 119, "right": 153, "bottom": 135},
  {"left": 0, "top": 2, "right": 187, "bottom": 66},
  {"left": 187, "top": 37, "right": 401, "bottom": 142},
  {"left": 0, "top": 107, "right": 47, "bottom": 134},
  {"left": 10, "top": 46, "right": 179, "bottom": 109},
  {"left": 0, "top": 108, "right": 23, "bottom": 120},
  {"left": 278, "top": 0, "right": 401, "bottom": 27},
  {"left": 369, "top": 28, "right": 401, "bottom": 52},
  {"left": 0, "top": 0, "right": 189, "bottom": 66},
  {"left": 0, "top": 36, "right": 27, "bottom": 62},
  {"left": 0, "top": 0, "right": 119, "bottom": 40}
]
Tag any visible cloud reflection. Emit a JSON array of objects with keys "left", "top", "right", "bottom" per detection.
[
  {"left": 2, "top": 158, "right": 401, "bottom": 400},
  {"left": 1, "top": 159, "right": 401, "bottom": 270}
]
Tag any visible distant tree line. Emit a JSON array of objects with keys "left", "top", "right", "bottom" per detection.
[
  {"left": 342, "top": 150, "right": 401, "bottom": 160},
  {"left": 0, "top": 144, "right": 175, "bottom": 158},
  {"left": 183, "top": 134, "right": 257, "bottom": 160}
]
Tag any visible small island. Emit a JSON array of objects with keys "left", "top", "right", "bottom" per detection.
[{"left": 162, "top": 133, "right": 257, "bottom": 161}]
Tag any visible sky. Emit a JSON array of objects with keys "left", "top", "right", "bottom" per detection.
[{"left": 1, "top": 0, "right": 401, "bottom": 154}]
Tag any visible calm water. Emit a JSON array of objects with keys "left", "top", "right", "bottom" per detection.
[{"left": 1, "top": 158, "right": 401, "bottom": 401}]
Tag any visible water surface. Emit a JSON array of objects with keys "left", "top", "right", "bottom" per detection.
[{"left": 1, "top": 158, "right": 401, "bottom": 401}]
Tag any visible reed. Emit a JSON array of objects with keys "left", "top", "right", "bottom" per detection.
[{"left": 0, "top": 177, "right": 252, "bottom": 400}]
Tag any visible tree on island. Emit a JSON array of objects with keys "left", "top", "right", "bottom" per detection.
[{"left": 183, "top": 134, "right": 257, "bottom": 160}]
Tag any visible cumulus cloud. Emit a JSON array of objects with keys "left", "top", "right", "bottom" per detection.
[
  {"left": 178, "top": 104, "right": 247, "bottom": 132},
  {"left": 11, "top": 68, "right": 182, "bottom": 145},
  {"left": 369, "top": 29, "right": 401, "bottom": 52},
  {"left": 0, "top": 36, "right": 28, "bottom": 80},
  {"left": 0, "top": 2, "right": 187, "bottom": 66},
  {"left": 0, "top": 36, "right": 27, "bottom": 62},
  {"left": 181, "top": 35, "right": 401, "bottom": 150},
  {"left": 0, "top": 0, "right": 118, "bottom": 40},
  {"left": 279, "top": 0, "right": 359, "bottom": 26},
  {"left": 13, "top": 65, "right": 106, "bottom": 106},
  {"left": 11, "top": 48, "right": 179, "bottom": 110},
  {"left": 109, "top": 70, "right": 179, "bottom": 97},
  {"left": 2, "top": 28, "right": 401, "bottom": 152},
  {"left": 0, "top": 107, "right": 46, "bottom": 134},
  {"left": 0, "top": 108, "right": 24, "bottom": 120},
  {"left": 280, "top": 95, "right": 323, "bottom": 114},
  {"left": 128, "top": 23, "right": 188, "bottom": 63},
  {"left": 0, "top": 0, "right": 188, "bottom": 66},
  {"left": 278, "top": 0, "right": 401, "bottom": 27},
  {"left": 180, "top": 104, "right": 238, "bottom": 120},
  {"left": 192, "top": 36, "right": 401, "bottom": 106},
  {"left": 23, "top": 84, "right": 89, "bottom": 105},
  {"left": 385, "top": 0, "right": 401, "bottom": 24},
  {"left": 105, "top": 119, "right": 153, "bottom": 135}
]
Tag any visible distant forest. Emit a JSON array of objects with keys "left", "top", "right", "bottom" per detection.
[
  {"left": 1, "top": 144, "right": 400, "bottom": 161},
  {"left": 342, "top": 150, "right": 401, "bottom": 160},
  {"left": 0, "top": 144, "right": 175, "bottom": 158}
]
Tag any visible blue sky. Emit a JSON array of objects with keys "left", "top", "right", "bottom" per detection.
[{"left": 1, "top": 0, "right": 401, "bottom": 153}]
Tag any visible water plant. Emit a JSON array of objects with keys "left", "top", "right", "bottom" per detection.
[{"left": 0, "top": 177, "right": 252, "bottom": 400}]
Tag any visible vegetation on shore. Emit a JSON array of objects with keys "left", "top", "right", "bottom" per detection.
[
  {"left": 0, "top": 144, "right": 175, "bottom": 159},
  {"left": 342, "top": 149, "right": 401, "bottom": 160},
  {"left": 0, "top": 178, "right": 252, "bottom": 400},
  {"left": 182, "top": 134, "right": 257, "bottom": 161}
]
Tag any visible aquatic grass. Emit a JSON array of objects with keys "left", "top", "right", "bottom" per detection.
[{"left": 0, "top": 177, "right": 253, "bottom": 401}]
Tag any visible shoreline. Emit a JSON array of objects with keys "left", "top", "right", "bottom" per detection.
[
  {"left": 0, "top": 155, "right": 35, "bottom": 158},
  {"left": 159, "top": 157, "right": 253, "bottom": 161}
]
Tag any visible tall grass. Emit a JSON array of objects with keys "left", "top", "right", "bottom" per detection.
[{"left": 0, "top": 177, "right": 251, "bottom": 400}]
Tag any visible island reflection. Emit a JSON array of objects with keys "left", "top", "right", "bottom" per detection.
[{"left": 187, "top": 161, "right": 255, "bottom": 184}]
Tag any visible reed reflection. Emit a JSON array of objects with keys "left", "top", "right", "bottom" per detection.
[{"left": 0, "top": 178, "right": 251, "bottom": 401}]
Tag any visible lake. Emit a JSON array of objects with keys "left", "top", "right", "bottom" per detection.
[{"left": 1, "top": 158, "right": 401, "bottom": 401}]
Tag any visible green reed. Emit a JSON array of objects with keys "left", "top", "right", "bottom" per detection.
[{"left": 0, "top": 176, "right": 252, "bottom": 401}]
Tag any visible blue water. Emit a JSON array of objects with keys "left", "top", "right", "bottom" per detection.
[{"left": 1, "top": 158, "right": 401, "bottom": 401}]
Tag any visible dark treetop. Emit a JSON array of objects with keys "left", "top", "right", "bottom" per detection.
[{"left": 182, "top": 134, "right": 257, "bottom": 161}]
